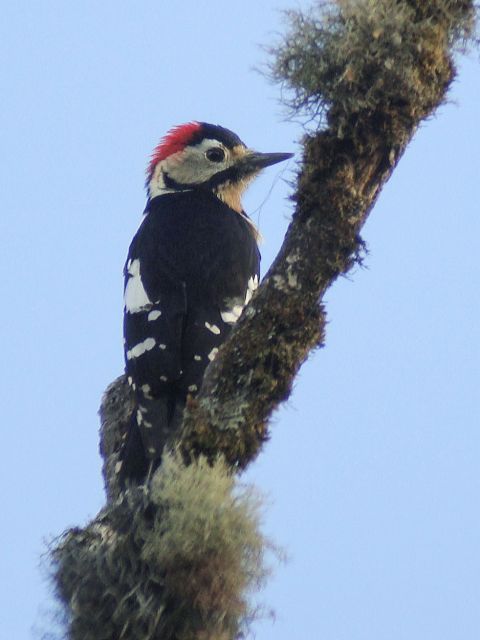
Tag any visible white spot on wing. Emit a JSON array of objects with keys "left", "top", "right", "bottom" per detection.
[
  {"left": 141, "top": 384, "right": 153, "bottom": 399},
  {"left": 124, "top": 259, "right": 152, "bottom": 313},
  {"left": 208, "top": 347, "right": 219, "bottom": 361},
  {"left": 126, "top": 337, "right": 156, "bottom": 360},
  {"left": 148, "top": 310, "right": 162, "bottom": 321},
  {"left": 245, "top": 274, "right": 259, "bottom": 305},
  {"left": 220, "top": 276, "right": 259, "bottom": 325},
  {"left": 221, "top": 304, "right": 244, "bottom": 324},
  {"left": 188, "top": 384, "right": 197, "bottom": 392},
  {"left": 205, "top": 322, "right": 221, "bottom": 335},
  {"left": 194, "top": 355, "right": 202, "bottom": 361},
  {"left": 221, "top": 310, "right": 237, "bottom": 324}
]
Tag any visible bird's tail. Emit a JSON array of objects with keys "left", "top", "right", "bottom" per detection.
[
  {"left": 118, "top": 390, "right": 185, "bottom": 485},
  {"left": 118, "top": 413, "right": 150, "bottom": 483}
]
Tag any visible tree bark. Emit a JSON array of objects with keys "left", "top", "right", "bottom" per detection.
[
  {"left": 52, "top": 2, "right": 477, "bottom": 639},
  {"left": 170, "top": 0, "right": 477, "bottom": 470}
]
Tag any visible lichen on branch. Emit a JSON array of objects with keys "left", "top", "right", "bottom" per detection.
[
  {"left": 52, "top": 453, "right": 275, "bottom": 640},
  {"left": 53, "top": 2, "right": 477, "bottom": 639},
  {"left": 177, "top": 0, "right": 477, "bottom": 469},
  {"left": 272, "top": 0, "right": 476, "bottom": 131}
]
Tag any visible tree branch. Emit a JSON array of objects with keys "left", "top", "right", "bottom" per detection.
[
  {"left": 52, "top": 2, "right": 477, "bottom": 639},
  {"left": 177, "top": 0, "right": 477, "bottom": 469}
]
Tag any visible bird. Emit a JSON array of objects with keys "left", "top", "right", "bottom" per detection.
[{"left": 118, "top": 121, "right": 292, "bottom": 484}]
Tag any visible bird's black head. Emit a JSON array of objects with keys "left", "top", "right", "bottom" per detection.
[{"left": 146, "top": 122, "right": 293, "bottom": 212}]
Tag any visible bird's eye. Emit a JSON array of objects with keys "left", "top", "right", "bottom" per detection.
[{"left": 205, "top": 147, "right": 226, "bottom": 163}]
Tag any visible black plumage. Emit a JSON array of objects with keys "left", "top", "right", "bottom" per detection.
[
  {"left": 117, "top": 121, "right": 292, "bottom": 484},
  {"left": 121, "top": 190, "right": 260, "bottom": 481}
]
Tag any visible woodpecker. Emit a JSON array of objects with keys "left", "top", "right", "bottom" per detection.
[{"left": 119, "top": 122, "right": 292, "bottom": 483}]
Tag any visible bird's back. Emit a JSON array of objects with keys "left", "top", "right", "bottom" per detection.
[
  {"left": 120, "top": 190, "right": 260, "bottom": 483},
  {"left": 128, "top": 190, "right": 260, "bottom": 307}
]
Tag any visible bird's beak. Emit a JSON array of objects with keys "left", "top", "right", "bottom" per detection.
[{"left": 238, "top": 150, "right": 294, "bottom": 175}]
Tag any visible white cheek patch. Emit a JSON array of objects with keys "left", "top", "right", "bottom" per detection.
[
  {"left": 149, "top": 142, "right": 224, "bottom": 199},
  {"left": 124, "top": 259, "right": 152, "bottom": 313}
]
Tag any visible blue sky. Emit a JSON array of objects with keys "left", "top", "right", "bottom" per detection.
[{"left": 1, "top": 2, "right": 479, "bottom": 639}]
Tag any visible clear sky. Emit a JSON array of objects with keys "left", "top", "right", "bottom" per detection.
[{"left": 1, "top": 2, "right": 479, "bottom": 639}]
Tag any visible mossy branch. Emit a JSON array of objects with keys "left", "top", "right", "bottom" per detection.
[
  {"left": 52, "top": 453, "right": 274, "bottom": 640},
  {"left": 52, "top": 2, "right": 477, "bottom": 639},
  {"left": 174, "top": 0, "right": 477, "bottom": 471}
]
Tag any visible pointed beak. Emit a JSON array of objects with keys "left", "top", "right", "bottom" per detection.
[{"left": 242, "top": 151, "right": 294, "bottom": 173}]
